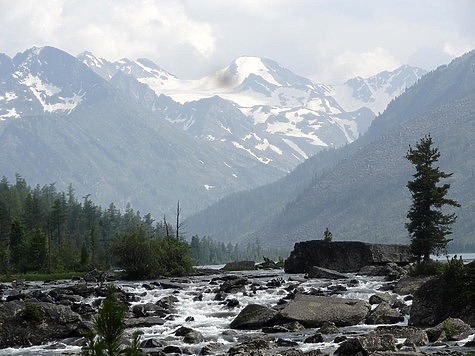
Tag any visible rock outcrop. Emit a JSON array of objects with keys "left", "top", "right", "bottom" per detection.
[
  {"left": 409, "top": 263, "right": 475, "bottom": 327},
  {"left": 284, "top": 240, "right": 412, "bottom": 273},
  {"left": 279, "top": 294, "right": 371, "bottom": 327}
]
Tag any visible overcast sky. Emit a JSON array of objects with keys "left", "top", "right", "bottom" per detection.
[{"left": 1, "top": 0, "right": 474, "bottom": 83}]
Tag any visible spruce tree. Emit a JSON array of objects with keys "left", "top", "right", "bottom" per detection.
[{"left": 405, "top": 135, "right": 460, "bottom": 261}]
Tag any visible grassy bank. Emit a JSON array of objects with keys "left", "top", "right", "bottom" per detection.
[{"left": 0, "top": 271, "right": 85, "bottom": 282}]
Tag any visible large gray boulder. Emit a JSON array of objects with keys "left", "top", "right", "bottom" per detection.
[
  {"left": 230, "top": 304, "right": 280, "bottom": 329},
  {"left": 409, "top": 263, "right": 475, "bottom": 327},
  {"left": 279, "top": 294, "right": 371, "bottom": 327},
  {"left": 285, "top": 240, "right": 412, "bottom": 273},
  {"left": 0, "top": 301, "right": 86, "bottom": 348}
]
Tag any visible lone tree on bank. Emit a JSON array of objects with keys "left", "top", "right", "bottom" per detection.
[{"left": 405, "top": 135, "right": 460, "bottom": 262}]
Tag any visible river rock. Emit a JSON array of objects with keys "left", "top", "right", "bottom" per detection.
[
  {"left": 279, "top": 294, "right": 371, "bottom": 327},
  {"left": 334, "top": 332, "right": 396, "bottom": 355},
  {"left": 221, "top": 261, "right": 256, "bottom": 271},
  {"left": 392, "top": 276, "right": 433, "bottom": 295},
  {"left": 409, "top": 275, "right": 475, "bottom": 326},
  {"left": 306, "top": 266, "right": 349, "bottom": 279},
  {"left": 365, "top": 301, "right": 404, "bottom": 325},
  {"left": 425, "top": 317, "right": 472, "bottom": 342},
  {"left": 227, "top": 337, "right": 270, "bottom": 355},
  {"left": 0, "top": 301, "right": 86, "bottom": 348},
  {"left": 230, "top": 304, "right": 280, "bottom": 329},
  {"left": 285, "top": 240, "right": 412, "bottom": 273}
]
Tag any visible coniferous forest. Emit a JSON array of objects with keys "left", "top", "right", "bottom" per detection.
[{"left": 0, "top": 174, "right": 285, "bottom": 278}]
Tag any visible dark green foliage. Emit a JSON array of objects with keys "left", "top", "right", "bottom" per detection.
[
  {"left": 23, "top": 303, "right": 43, "bottom": 324},
  {"left": 405, "top": 135, "right": 460, "bottom": 261},
  {"left": 189, "top": 235, "right": 289, "bottom": 265},
  {"left": 29, "top": 229, "right": 48, "bottom": 271},
  {"left": 112, "top": 226, "right": 193, "bottom": 279},
  {"left": 0, "top": 175, "right": 194, "bottom": 276},
  {"left": 9, "top": 219, "right": 26, "bottom": 271},
  {"left": 323, "top": 227, "right": 333, "bottom": 242},
  {"left": 409, "top": 259, "right": 444, "bottom": 277},
  {"left": 82, "top": 285, "right": 143, "bottom": 356}
]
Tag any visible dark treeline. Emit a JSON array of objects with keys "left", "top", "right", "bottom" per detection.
[
  {"left": 189, "top": 235, "right": 289, "bottom": 265},
  {"left": 0, "top": 174, "right": 190, "bottom": 276},
  {"left": 0, "top": 174, "right": 289, "bottom": 277}
]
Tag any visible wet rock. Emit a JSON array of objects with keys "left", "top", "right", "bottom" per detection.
[
  {"left": 374, "top": 325, "right": 428, "bottom": 346},
  {"left": 280, "top": 349, "right": 305, "bottom": 356},
  {"left": 175, "top": 326, "right": 194, "bottom": 336},
  {"left": 393, "top": 275, "right": 434, "bottom": 296},
  {"left": 425, "top": 317, "right": 472, "bottom": 342},
  {"left": 183, "top": 330, "right": 204, "bottom": 344},
  {"left": 365, "top": 301, "right": 404, "bottom": 325},
  {"left": 279, "top": 294, "right": 371, "bottom": 327},
  {"left": 335, "top": 332, "right": 396, "bottom": 355},
  {"left": 360, "top": 263, "right": 408, "bottom": 280},
  {"left": 221, "top": 261, "right": 256, "bottom": 271},
  {"left": 306, "top": 266, "right": 349, "bottom": 279},
  {"left": 266, "top": 277, "right": 284, "bottom": 287},
  {"left": 163, "top": 345, "right": 182, "bottom": 353},
  {"left": 277, "top": 338, "right": 298, "bottom": 347},
  {"left": 230, "top": 304, "right": 280, "bottom": 329},
  {"left": 124, "top": 316, "right": 166, "bottom": 328},
  {"left": 220, "top": 277, "right": 248, "bottom": 293},
  {"left": 285, "top": 241, "right": 412, "bottom": 273},
  {"left": 304, "top": 332, "right": 324, "bottom": 343},
  {"left": 132, "top": 302, "right": 168, "bottom": 317},
  {"left": 225, "top": 298, "right": 240, "bottom": 308},
  {"left": 227, "top": 337, "right": 270, "bottom": 355},
  {"left": 140, "top": 337, "right": 163, "bottom": 348},
  {"left": 318, "top": 321, "right": 339, "bottom": 334},
  {"left": 200, "top": 342, "right": 224, "bottom": 355},
  {"left": 0, "top": 301, "right": 86, "bottom": 348},
  {"left": 409, "top": 272, "right": 475, "bottom": 327},
  {"left": 369, "top": 293, "right": 397, "bottom": 305}
]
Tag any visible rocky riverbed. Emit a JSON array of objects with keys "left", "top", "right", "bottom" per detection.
[{"left": 0, "top": 265, "right": 474, "bottom": 355}]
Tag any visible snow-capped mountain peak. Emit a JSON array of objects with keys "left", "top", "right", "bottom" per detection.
[
  {"left": 332, "top": 64, "right": 427, "bottom": 113},
  {"left": 0, "top": 46, "right": 106, "bottom": 120}
]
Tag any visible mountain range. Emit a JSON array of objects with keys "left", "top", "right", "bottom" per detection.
[
  {"left": 185, "top": 50, "right": 475, "bottom": 251},
  {"left": 0, "top": 46, "right": 425, "bottom": 219}
]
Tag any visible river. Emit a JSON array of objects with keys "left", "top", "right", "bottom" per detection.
[{"left": 0, "top": 262, "right": 474, "bottom": 355}]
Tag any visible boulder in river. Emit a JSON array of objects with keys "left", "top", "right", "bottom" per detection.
[
  {"left": 285, "top": 240, "right": 412, "bottom": 273},
  {"left": 230, "top": 304, "right": 280, "bottom": 329},
  {"left": 279, "top": 294, "right": 371, "bottom": 327},
  {"left": 0, "top": 301, "right": 86, "bottom": 348}
]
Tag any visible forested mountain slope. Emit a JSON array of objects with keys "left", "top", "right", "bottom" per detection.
[{"left": 185, "top": 50, "right": 475, "bottom": 250}]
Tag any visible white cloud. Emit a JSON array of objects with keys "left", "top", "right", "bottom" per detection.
[
  {"left": 331, "top": 48, "right": 401, "bottom": 81},
  {"left": 0, "top": 0, "right": 472, "bottom": 83},
  {"left": 443, "top": 43, "right": 473, "bottom": 57}
]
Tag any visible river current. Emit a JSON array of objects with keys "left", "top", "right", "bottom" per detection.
[{"left": 1, "top": 260, "right": 474, "bottom": 355}]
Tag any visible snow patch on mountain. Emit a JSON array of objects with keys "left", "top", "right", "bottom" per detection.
[
  {"left": 0, "top": 108, "right": 20, "bottom": 120},
  {"left": 19, "top": 73, "right": 84, "bottom": 114}
]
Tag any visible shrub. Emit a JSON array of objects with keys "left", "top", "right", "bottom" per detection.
[
  {"left": 23, "top": 303, "right": 43, "bottom": 323},
  {"left": 408, "top": 259, "right": 444, "bottom": 277}
]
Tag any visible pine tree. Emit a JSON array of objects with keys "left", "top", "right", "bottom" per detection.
[{"left": 405, "top": 135, "right": 460, "bottom": 261}]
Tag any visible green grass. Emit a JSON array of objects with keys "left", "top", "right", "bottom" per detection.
[{"left": 0, "top": 271, "right": 84, "bottom": 282}]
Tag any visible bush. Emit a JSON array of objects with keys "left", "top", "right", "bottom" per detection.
[
  {"left": 23, "top": 303, "right": 43, "bottom": 323},
  {"left": 112, "top": 228, "right": 194, "bottom": 279},
  {"left": 409, "top": 259, "right": 444, "bottom": 277}
]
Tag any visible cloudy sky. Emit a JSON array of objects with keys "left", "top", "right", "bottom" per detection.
[{"left": 1, "top": 0, "right": 474, "bottom": 83}]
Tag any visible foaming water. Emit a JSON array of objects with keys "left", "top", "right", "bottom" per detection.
[{"left": 1, "top": 267, "right": 470, "bottom": 355}]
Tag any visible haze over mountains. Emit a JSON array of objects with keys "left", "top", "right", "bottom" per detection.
[
  {"left": 185, "top": 50, "right": 475, "bottom": 251},
  {"left": 0, "top": 45, "right": 425, "bottom": 219}
]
